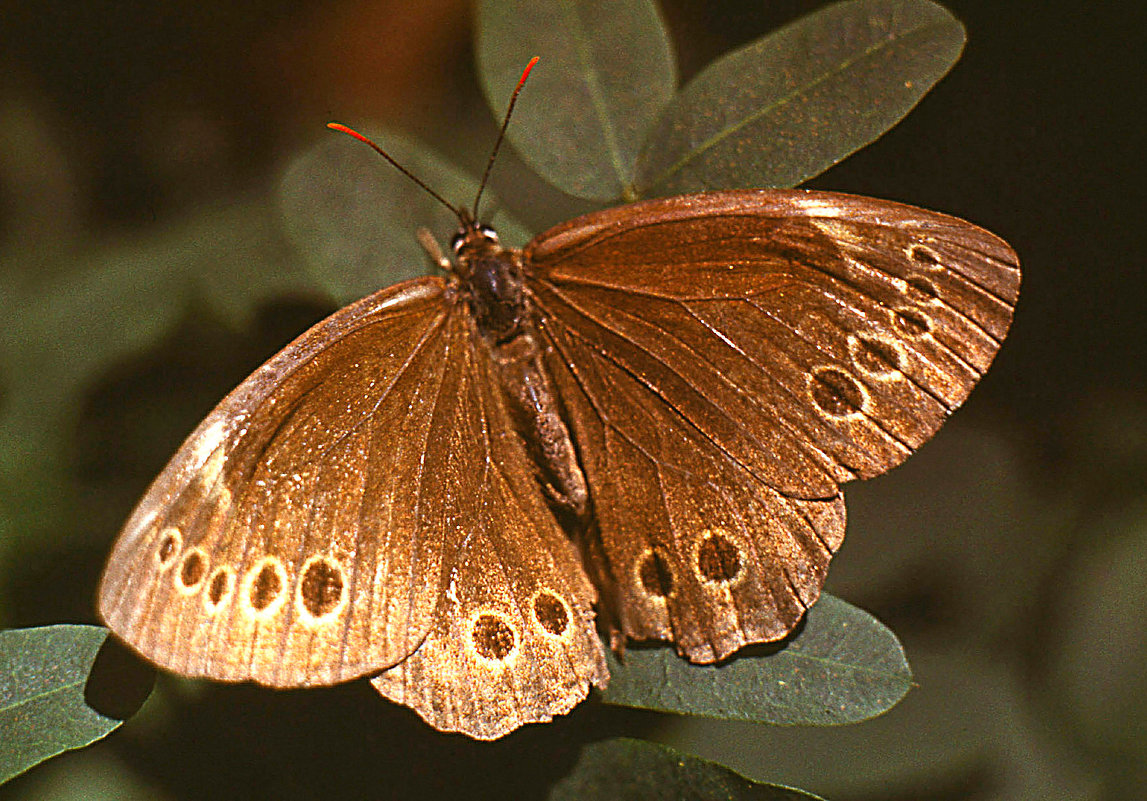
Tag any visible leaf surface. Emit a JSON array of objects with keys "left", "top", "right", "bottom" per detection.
[
  {"left": 601, "top": 595, "right": 912, "bottom": 726},
  {"left": 636, "top": 0, "right": 966, "bottom": 195}
]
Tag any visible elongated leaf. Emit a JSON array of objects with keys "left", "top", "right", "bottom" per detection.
[
  {"left": 550, "top": 738, "right": 827, "bottom": 800},
  {"left": 600, "top": 595, "right": 912, "bottom": 726},
  {"left": 0, "top": 626, "right": 142, "bottom": 784},
  {"left": 635, "top": 0, "right": 966, "bottom": 195},
  {"left": 279, "top": 129, "right": 530, "bottom": 305},
  {"left": 476, "top": 0, "right": 676, "bottom": 201}
]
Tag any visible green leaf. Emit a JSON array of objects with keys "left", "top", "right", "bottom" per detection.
[
  {"left": 279, "top": 129, "right": 530, "bottom": 305},
  {"left": 549, "top": 738, "right": 827, "bottom": 800},
  {"left": 476, "top": 0, "right": 676, "bottom": 201},
  {"left": 0, "top": 626, "right": 143, "bottom": 784},
  {"left": 600, "top": 594, "right": 912, "bottom": 726},
  {"left": 634, "top": 0, "right": 966, "bottom": 195}
]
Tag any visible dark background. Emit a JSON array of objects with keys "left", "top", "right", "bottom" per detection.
[{"left": 0, "top": 1, "right": 1142, "bottom": 799}]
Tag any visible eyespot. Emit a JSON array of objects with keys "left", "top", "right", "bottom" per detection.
[
  {"left": 893, "top": 307, "right": 933, "bottom": 337},
  {"left": 532, "top": 590, "right": 570, "bottom": 636},
  {"left": 297, "top": 555, "right": 347, "bottom": 622},
  {"left": 696, "top": 529, "right": 743, "bottom": 584},
  {"left": 204, "top": 567, "right": 235, "bottom": 612},
  {"left": 908, "top": 244, "right": 941, "bottom": 267},
  {"left": 242, "top": 557, "right": 288, "bottom": 618},
  {"left": 638, "top": 550, "right": 674, "bottom": 599},
  {"left": 809, "top": 366, "right": 867, "bottom": 417},
  {"left": 156, "top": 527, "right": 182, "bottom": 568},
  {"left": 176, "top": 548, "right": 208, "bottom": 593},
  {"left": 471, "top": 612, "right": 517, "bottom": 662},
  {"left": 849, "top": 334, "right": 905, "bottom": 377},
  {"left": 905, "top": 275, "right": 939, "bottom": 303}
]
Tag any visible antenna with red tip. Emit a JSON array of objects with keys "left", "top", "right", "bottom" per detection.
[
  {"left": 326, "top": 56, "right": 540, "bottom": 226},
  {"left": 473, "top": 55, "right": 539, "bottom": 218},
  {"left": 325, "top": 122, "right": 461, "bottom": 218}
]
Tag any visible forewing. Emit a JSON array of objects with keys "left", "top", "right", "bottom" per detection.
[
  {"left": 99, "top": 278, "right": 467, "bottom": 686},
  {"left": 526, "top": 189, "right": 1019, "bottom": 661},
  {"left": 372, "top": 324, "right": 607, "bottom": 740}
]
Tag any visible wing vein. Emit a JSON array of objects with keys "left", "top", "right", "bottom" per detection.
[{"left": 535, "top": 283, "right": 838, "bottom": 488}]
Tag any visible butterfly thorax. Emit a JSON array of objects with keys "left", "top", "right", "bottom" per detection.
[
  {"left": 453, "top": 223, "right": 590, "bottom": 524},
  {"left": 462, "top": 249, "right": 525, "bottom": 344}
]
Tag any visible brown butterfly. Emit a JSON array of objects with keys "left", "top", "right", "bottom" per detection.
[{"left": 98, "top": 61, "right": 1020, "bottom": 740}]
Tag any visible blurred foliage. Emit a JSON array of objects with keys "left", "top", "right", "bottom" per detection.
[
  {"left": 0, "top": 0, "right": 1142, "bottom": 798},
  {"left": 280, "top": 126, "right": 530, "bottom": 303}
]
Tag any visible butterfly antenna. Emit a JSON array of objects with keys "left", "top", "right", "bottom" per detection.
[
  {"left": 325, "top": 123, "right": 462, "bottom": 220},
  {"left": 472, "top": 56, "right": 539, "bottom": 219}
]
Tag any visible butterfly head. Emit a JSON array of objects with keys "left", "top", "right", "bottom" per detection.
[{"left": 450, "top": 211, "right": 502, "bottom": 264}]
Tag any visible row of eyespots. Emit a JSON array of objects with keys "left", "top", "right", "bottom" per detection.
[
  {"left": 154, "top": 527, "right": 346, "bottom": 622},
  {"left": 153, "top": 524, "right": 576, "bottom": 660},
  {"left": 898, "top": 243, "right": 944, "bottom": 331},
  {"left": 635, "top": 528, "right": 746, "bottom": 600},
  {"left": 808, "top": 314, "right": 936, "bottom": 421},
  {"left": 468, "top": 589, "right": 573, "bottom": 664},
  {"left": 798, "top": 241, "right": 943, "bottom": 421}
]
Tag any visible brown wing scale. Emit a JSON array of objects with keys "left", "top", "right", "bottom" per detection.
[
  {"left": 541, "top": 311, "right": 846, "bottom": 662},
  {"left": 371, "top": 318, "right": 606, "bottom": 739},
  {"left": 526, "top": 189, "right": 1019, "bottom": 662},
  {"left": 100, "top": 278, "right": 469, "bottom": 686},
  {"left": 99, "top": 276, "right": 606, "bottom": 734}
]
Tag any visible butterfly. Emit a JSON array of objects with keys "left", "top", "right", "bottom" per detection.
[{"left": 98, "top": 60, "right": 1020, "bottom": 740}]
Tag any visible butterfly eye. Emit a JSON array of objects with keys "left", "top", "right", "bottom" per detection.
[{"left": 451, "top": 225, "right": 498, "bottom": 253}]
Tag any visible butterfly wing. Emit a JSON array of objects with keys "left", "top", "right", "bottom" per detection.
[
  {"left": 370, "top": 322, "right": 607, "bottom": 739},
  {"left": 525, "top": 189, "right": 1020, "bottom": 662},
  {"left": 100, "top": 279, "right": 468, "bottom": 686},
  {"left": 99, "top": 275, "right": 606, "bottom": 734}
]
